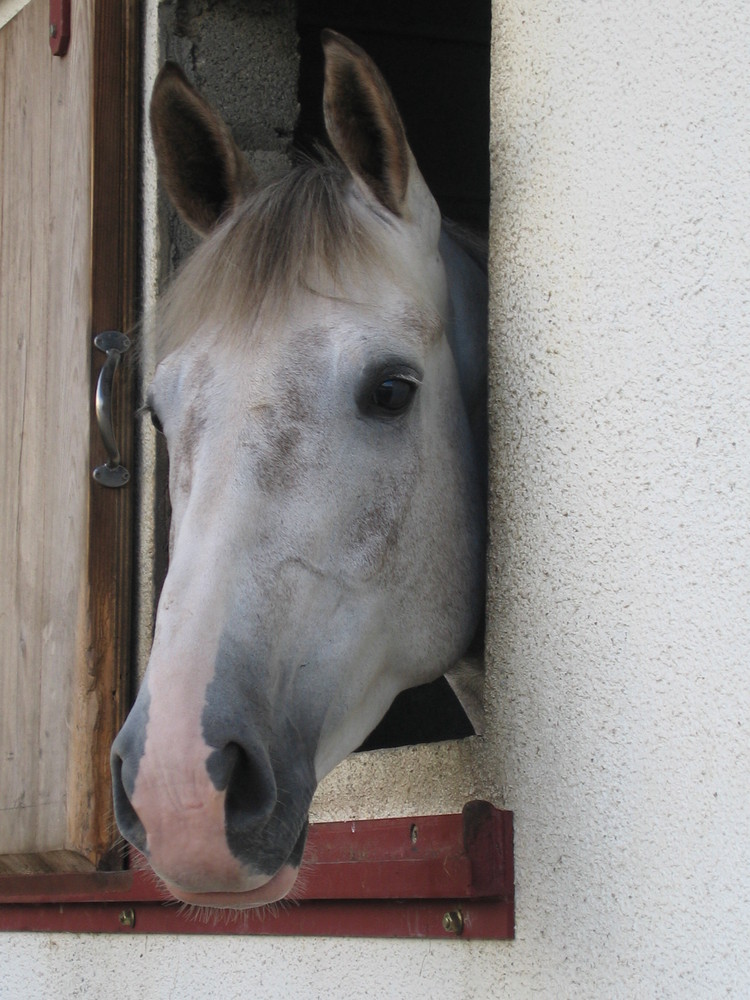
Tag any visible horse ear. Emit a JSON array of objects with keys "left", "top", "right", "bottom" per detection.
[
  {"left": 150, "top": 63, "right": 257, "bottom": 236},
  {"left": 322, "top": 31, "right": 437, "bottom": 228}
]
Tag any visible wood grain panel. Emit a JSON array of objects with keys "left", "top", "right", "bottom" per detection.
[
  {"left": 0, "top": 0, "right": 90, "bottom": 859},
  {"left": 0, "top": 0, "right": 138, "bottom": 870}
]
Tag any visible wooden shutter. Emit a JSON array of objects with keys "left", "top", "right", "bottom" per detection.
[{"left": 0, "top": 0, "right": 138, "bottom": 873}]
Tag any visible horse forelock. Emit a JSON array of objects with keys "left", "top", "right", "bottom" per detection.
[{"left": 151, "top": 153, "right": 412, "bottom": 363}]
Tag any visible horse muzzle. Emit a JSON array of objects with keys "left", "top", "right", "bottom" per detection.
[
  {"left": 162, "top": 864, "right": 301, "bottom": 910},
  {"left": 110, "top": 695, "right": 311, "bottom": 909}
]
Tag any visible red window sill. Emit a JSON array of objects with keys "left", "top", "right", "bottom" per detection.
[{"left": 0, "top": 801, "right": 513, "bottom": 939}]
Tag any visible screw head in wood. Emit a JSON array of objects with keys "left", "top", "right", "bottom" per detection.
[{"left": 442, "top": 909, "right": 463, "bottom": 935}]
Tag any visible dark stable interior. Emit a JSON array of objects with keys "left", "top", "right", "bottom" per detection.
[{"left": 296, "top": 0, "right": 490, "bottom": 232}]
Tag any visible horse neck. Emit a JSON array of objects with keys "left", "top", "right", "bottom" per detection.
[{"left": 439, "top": 223, "right": 488, "bottom": 458}]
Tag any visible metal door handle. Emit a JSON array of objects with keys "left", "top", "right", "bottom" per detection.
[{"left": 93, "top": 330, "right": 131, "bottom": 488}]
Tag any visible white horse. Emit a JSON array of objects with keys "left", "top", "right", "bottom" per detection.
[{"left": 112, "top": 31, "right": 487, "bottom": 908}]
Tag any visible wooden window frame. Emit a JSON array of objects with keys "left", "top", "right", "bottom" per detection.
[{"left": 82, "top": 0, "right": 139, "bottom": 871}]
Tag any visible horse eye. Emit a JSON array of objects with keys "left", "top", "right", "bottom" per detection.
[
  {"left": 371, "top": 378, "right": 417, "bottom": 414},
  {"left": 150, "top": 409, "right": 165, "bottom": 435}
]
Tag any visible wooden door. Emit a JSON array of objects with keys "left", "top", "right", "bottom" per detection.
[{"left": 0, "top": 0, "right": 138, "bottom": 873}]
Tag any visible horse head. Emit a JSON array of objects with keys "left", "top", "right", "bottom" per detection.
[{"left": 111, "top": 31, "right": 486, "bottom": 908}]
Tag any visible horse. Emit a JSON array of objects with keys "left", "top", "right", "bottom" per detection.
[{"left": 111, "top": 30, "right": 487, "bottom": 909}]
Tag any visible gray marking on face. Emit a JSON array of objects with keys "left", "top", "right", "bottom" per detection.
[
  {"left": 254, "top": 415, "right": 304, "bottom": 493},
  {"left": 252, "top": 342, "right": 331, "bottom": 495}
]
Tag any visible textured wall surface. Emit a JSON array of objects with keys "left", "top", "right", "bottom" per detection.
[
  {"left": 3, "top": 1, "right": 750, "bottom": 996},
  {"left": 482, "top": 0, "right": 750, "bottom": 992}
]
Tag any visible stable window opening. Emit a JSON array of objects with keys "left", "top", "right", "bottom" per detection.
[{"left": 0, "top": 0, "right": 511, "bottom": 941}]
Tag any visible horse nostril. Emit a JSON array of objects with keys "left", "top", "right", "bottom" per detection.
[
  {"left": 204, "top": 741, "right": 240, "bottom": 790},
  {"left": 207, "top": 741, "right": 277, "bottom": 826}
]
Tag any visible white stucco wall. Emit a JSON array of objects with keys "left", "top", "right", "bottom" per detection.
[
  {"left": 483, "top": 0, "right": 750, "bottom": 991},
  {"left": 0, "top": 0, "right": 30, "bottom": 31},
  {"left": 2, "top": 1, "right": 749, "bottom": 996}
]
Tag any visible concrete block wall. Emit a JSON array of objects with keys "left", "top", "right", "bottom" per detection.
[{"left": 156, "top": 0, "right": 299, "bottom": 270}]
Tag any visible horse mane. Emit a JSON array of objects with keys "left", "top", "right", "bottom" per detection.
[
  {"left": 440, "top": 218, "right": 488, "bottom": 275},
  {"left": 152, "top": 151, "right": 386, "bottom": 362}
]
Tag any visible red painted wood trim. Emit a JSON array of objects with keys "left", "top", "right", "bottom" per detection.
[
  {"left": 0, "top": 897, "right": 514, "bottom": 940},
  {"left": 304, "top": 799, "right": 511, "bottom": 900},
  {"left": 0, "top": 804, "right": 514, "bottom": 939}
]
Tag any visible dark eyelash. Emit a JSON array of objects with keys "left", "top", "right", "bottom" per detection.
[{"left": 138, "top": 401, "right": 165, "bottom": 435}]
